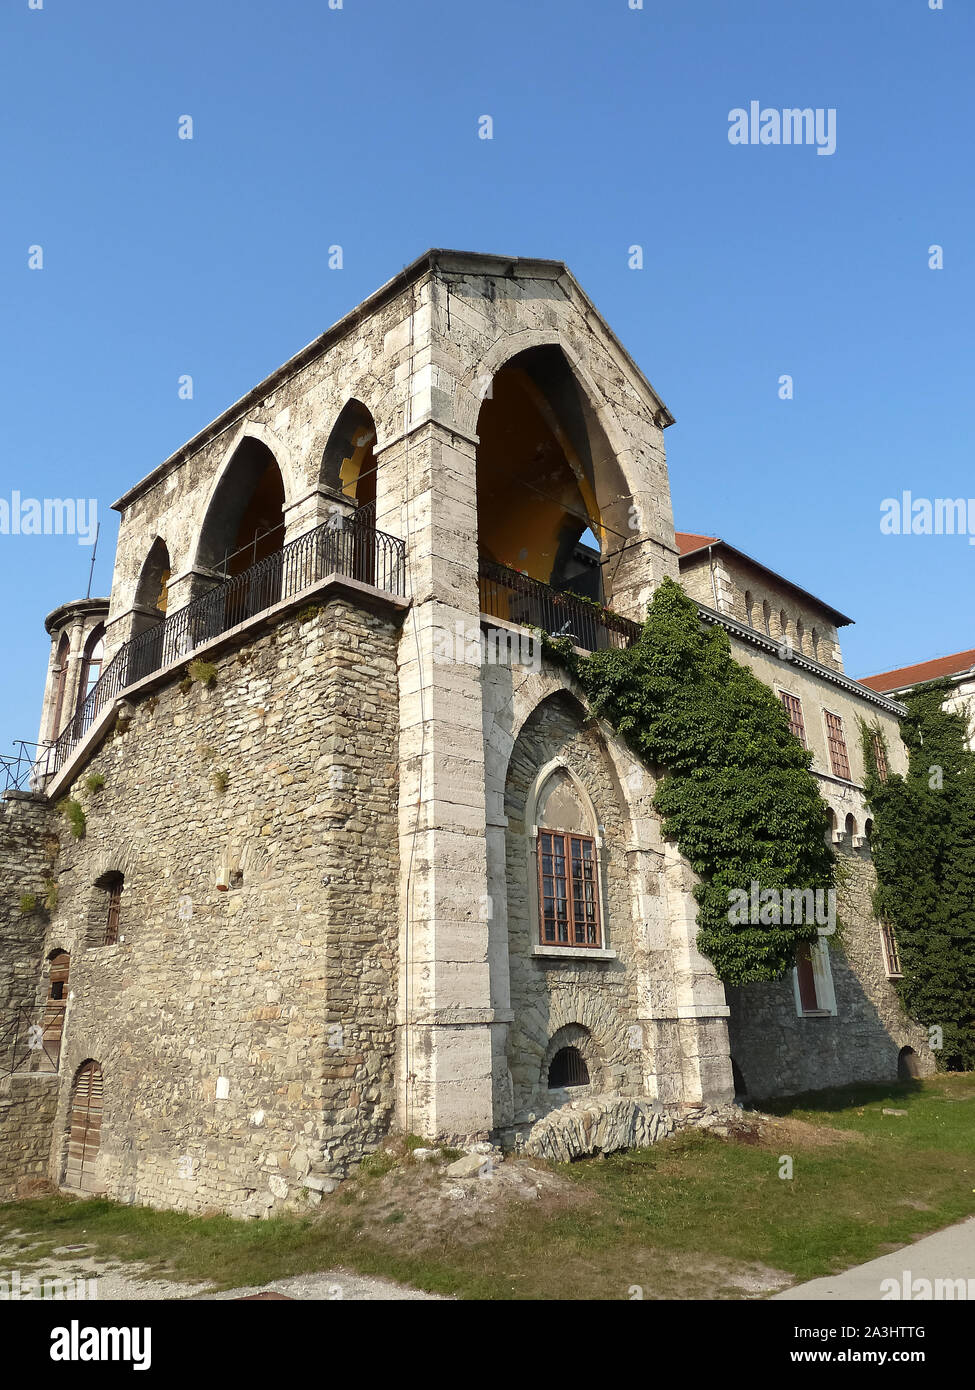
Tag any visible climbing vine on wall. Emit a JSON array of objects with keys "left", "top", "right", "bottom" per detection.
[
  {"left": 543, "top": 576, "right": 834, "bottom": 986},
  {"left": 862, "top": 683, "right": 975, "bottom": 1070}
]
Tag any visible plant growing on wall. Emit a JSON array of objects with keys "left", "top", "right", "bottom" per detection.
[
  {"left": 57, "top": 797, "right": 86, "bottom": 840},
  {"left": 187, "top": 659, "right": 217, "bottom": 688},
  {"left": 543, "top": 576, "right": 835, "bottom": 986},
  {"left": 862, "top": 687, "right": 975, "bottom": 1070}
]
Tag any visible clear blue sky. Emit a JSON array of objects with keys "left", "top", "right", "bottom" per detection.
[{"left": 2, "top": 0, "right": 972, "bottom": 753}]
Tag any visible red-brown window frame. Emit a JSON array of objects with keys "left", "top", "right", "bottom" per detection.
[
  {"left": 824, "top": 710, "right": 851, "bottom": 780},
  {"left": 104, "top": 878, "right": 122, "bottom": 946},
  {"left": 796, "top": 940, "right": 820, "bottom": 1012},
  {"left": 779, "top": 690, "right": 806, "bottom": 746},
  {"left": 880, "top": 922, "right": 902, "bottom": 978},
  {"left": 537, "top": 830, "right": 601, "bottom": 948}
]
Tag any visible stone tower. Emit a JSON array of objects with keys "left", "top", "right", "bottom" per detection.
[{"left": 2, "top": 252, "right": 739, "bottom": 1213}]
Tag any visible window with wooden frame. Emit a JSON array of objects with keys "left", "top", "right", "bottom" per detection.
[
  {"left": 537, "top": 831, "right": 601, "bottom": 947},
  {"left": 871, "top": 731, "right": 889, "bottom": 782},
  {"left": 880, "top": 921, "right": 903, "bottom": 978},
  {"left": 779, "top": 691, "right": 806, "bottom": 746},
  {"left": 794, "top": 936, "right": 836, "bottom": 1016},
  {"left": 824, "top": 710, "right": 851, "bottom": 780},
  {"left": 94, "top": 873, "right": 124, "bottom": 946}
]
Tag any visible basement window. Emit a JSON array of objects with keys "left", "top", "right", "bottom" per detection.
[{"left": 548, "top": 1047, "right": 589, "bottom": 1089}]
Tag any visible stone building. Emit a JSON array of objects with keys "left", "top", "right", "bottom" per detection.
[
  {"left": 861, "top": 647, "right": 975, "bottom": 748},
  {"left": 0, "top": 250, "right": 933, "bottom": 1215}
]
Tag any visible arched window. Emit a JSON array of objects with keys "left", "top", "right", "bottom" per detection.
[
  {"left": 744, "top": 590, "right": 754, "bottom": 627},
  {"left": 811, "top": 627, "right": 820, "bottom": 659},
  {"left": 548, "top": 1047, "right": 589, "bottom": 1089},
  {"left": 845, "top": 813, "right": 858, "bottom": 840},
  {"left": 825, "top": 808, "right": 837, "bottom": 846},
  {"left": 64, "top": 1060, "right": 104, "bottom": 1192},
  {"left": 93, "top": 872, "right": 124, "bottom": 946},
  {"left": 762, "top": 600, "right": 772, "bottom": 636},
  {"left": 795, "top": 619, "right": 804, "bottom": 653},
  {"left": 321, "top": 400, "right": 378, "bottom": 514},
  {"left": 779, "top": 609, "right": 788, "bottom": 637},
  {"left": 50, "top": 633, "right": 70, "bottom": 737},
  {"left": 41, "top": 950, "right": 70, "bottom": 1063},
  {"left": 533, "top": 767, "right": 602, "bottom": 948},
  {"left": 864, "top": 817, "right": 873, "bottom": 843},
  {"left": 76, "top": 624, "right": 104, "bottom": 716}
]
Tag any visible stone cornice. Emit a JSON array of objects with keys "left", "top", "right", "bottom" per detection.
[{"left": 696, "top": 602, "right": 908, "bottom": 716}]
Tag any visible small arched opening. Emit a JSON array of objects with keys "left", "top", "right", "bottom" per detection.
[
  {"left": 548, "top": 1046, "right": 590, "bottom": 1089},
  {"left": 897, "top": 1046, "right": 921, "bottom": 1082}
]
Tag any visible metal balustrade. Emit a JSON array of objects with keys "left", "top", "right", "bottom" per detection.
[
  {"left": 478, "top": 557, "right": 639, "bottom": 652},
  {"left": 43, "top": 513, "right": 406, "bottom": 779}
]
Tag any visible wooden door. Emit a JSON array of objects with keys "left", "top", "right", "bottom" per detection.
[{"left": 64, "top": 1061, "right": 103, "bottom": 1191}]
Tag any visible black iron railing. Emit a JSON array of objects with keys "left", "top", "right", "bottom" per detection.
[
  {"left": 45, "top": 512, "right": 405, "bottom": 779},
  {"left": 1, "top": 741, "right": 48, "bottom": 794},
  {"left": 479, "top": 558, "right": 639, "bottom": 652}
]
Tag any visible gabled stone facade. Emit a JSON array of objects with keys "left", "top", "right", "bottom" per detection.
[{"left": 0, "top": 250, "right": 934, "bottom": 1214}]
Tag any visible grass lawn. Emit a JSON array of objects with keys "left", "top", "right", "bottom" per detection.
[{"left": 1, "top": 1074, "right": 972, "bottom": 1300}]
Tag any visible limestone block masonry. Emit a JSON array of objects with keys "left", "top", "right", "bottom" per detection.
[
  {"left": 0, "top": 250, "right": 939, "bottom": 1216},
  {"left": 41, "top": 599, "right": 401, "bottom": 1216}
]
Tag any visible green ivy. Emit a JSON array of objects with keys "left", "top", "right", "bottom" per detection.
[
  {"left": 543, "top": 577, "right": 834, "bottom": 986},
  {"left": 862, "top": 682, "right": 975, "bottom": 1070}
]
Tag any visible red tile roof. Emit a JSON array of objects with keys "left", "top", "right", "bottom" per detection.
[
  {"left": 675, "top": 531, "right": 719, "bottom": 555},
  {"left": 860, "top": 648, "right": 975, "bottom": 693},
  {"left": 673, "top": 532, "right": 852, "bottom": 626}
]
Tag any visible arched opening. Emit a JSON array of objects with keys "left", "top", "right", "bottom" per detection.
[
  {"left": 744, "top": 590, "right": 754, "bottom": 628},
  {"left": 762, "top": 600, "right": 772, "bottom": 636},
  {"left": 845, "top": 813, "right": 858, "bottom": 840},
  {"left": 533, "top": 765, "right": 602, "bottom": 948},
  {"left": 196, "top": 439, "right": 287, "bottom": 630},
  {"left": 475, "top": 346, "right": 629, "bottom": 646},
  {"left": 811, "top": 627, "right": 820, "bottom": 659},
  {"left": 74, "top": 624, "right": 104, "bottom": 722},
  {"left": 795, "top": 619, "right": 805, "bottom": 654},
  {"left": 50, "top": 633, "right": 70, "bottom": 738},
  {"left": 41, "top": 950, "right": 70, "bottom": 1063},
  {"left": 548, "top": 1046, "right": 590, "bottom": 1089},
  {"left": 64, "top": 1060, "right": 104, "bottom": 1192},
  {"left": 197, "top": 438, "right": 286, "bottom": 576},
  {"left": 129, "top": 538, "right": 172, "bottom": 681},
  {"left": 94, "top": 872, "right": 124, "bottom": 947},
  {"left": 825, "top": 808, "right": 837, "bottom": 845},
  {"left": 897, "top": 1046, "right": 921, "bottom": 1081},
  {"left": 320, "top": 400, "right": 377, "bottom": 515}
]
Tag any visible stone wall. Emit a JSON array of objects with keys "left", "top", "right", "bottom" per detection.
[
  {"left": 502, "top": 692, "right": 644, "bottom": 1126},
  {"left": 680, "top": 551, "right": 844, "bottom": 671},
  {"left": 726, "top": 850, "right": 933, "bottom": 1099},
  {"left": 41, "top": 595, "right": 401, "bottom": 1216},
  {"left": 0, "top": 793, "right": 60, "bottom": 1192}
]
